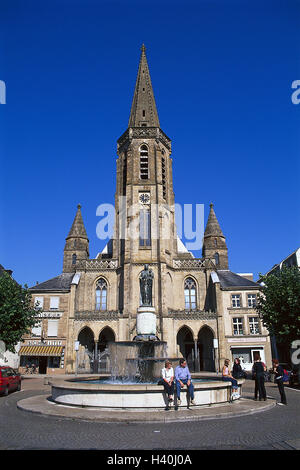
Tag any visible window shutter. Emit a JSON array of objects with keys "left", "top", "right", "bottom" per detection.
[
  {"left": 47, "top": 319, "right": 58, "bottom": 337},
  {"left": 50, "top": 297, "right": 59, "bottom": 310}
]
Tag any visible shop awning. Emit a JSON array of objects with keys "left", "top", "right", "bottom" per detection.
[{"left": 19, "top": 345, "right": 64, "bottom": 357}]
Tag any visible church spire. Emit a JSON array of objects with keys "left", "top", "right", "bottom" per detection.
[
  {"left": 63, "top": 204, "right": 89, "bottom": 272},
  {"left": 66, "top": 204, "right": 88, "bottom": 240},
  {"left": 204, "top": 203, "right": 224, "bottom": 239},
  {"left": 128, "top": 44, "right": 160, "bottom": 128},
  {"left": 203, "top": 203, "right": 229, "bottom": 269}
]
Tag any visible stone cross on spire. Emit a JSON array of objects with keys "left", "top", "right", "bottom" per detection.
[{"left": 128, "top": 44, "right": 160, "bottom": 128}]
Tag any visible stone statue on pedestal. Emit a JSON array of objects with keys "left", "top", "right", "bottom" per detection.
[{"left": 139, "top": 264, "right": 154, "bottom": 307}]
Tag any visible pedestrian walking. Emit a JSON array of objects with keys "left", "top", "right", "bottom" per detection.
[
  {"left": 252, "top": 356, "right": 267, "bottom": 401},
  {"left": 272, "top": 359, "right": 287, "bottom": 405}
]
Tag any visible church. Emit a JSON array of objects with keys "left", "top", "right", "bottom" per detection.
[{"left": 18, "top": 46, "right": 272, "bottom": 375}]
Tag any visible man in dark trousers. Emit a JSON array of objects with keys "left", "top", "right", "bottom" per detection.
[
  {"left": 252, "top": 356, "right": 267, "bottom": 401},
  {"left": 272, "top": 359, "right": 287, "bottom": 405}
]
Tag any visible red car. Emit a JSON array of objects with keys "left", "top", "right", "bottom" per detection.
[{"left": 0, "top": 366, "right": 22, "bottom": 396}]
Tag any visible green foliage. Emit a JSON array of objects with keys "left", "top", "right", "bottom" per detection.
[
  {"left": 0, "top": 271, "right": 38, "bottom": 352},
  {"left": 256, "top": 266, "right": 300, "bottom": 345}
]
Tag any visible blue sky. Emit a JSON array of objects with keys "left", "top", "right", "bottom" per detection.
[{"left": 0, "top": 0, "right": 299, "bottom": 287}]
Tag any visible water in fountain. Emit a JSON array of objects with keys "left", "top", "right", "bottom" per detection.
[{"left": 108, "top": 340, "right": 171, "bottom": 383}]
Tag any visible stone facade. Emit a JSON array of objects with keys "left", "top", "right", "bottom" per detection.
[{"left": 19, "top": 45, "right": 272, "bottom": 375}]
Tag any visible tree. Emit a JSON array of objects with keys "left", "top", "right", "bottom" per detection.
[
  {"left": 0, "top": 271, "right": 38, "bottom": 352},
  {"left": 256, "top": 266, "right": 300, "bottom": 347}
]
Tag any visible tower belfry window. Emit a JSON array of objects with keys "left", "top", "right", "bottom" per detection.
[
  {"left": 162, "top": 156, "right": 166, "bottom": 199},
  {"left": 140, "top": 144, "right": 149, "bottom": 179}
]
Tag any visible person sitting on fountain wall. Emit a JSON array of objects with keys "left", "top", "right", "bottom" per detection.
[
  {"left": 174, "top": 358, "right": 196, "bottom": 406},
  {"left": 222, "top": 359, "right": 240, "bottom": 399},
  {"left": 161, "top": 360, "right": 174, "bottom": 403}
]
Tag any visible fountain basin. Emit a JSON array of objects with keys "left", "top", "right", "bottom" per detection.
[{"left": 50, "top": 377, "right": 244, "bottom": 409}]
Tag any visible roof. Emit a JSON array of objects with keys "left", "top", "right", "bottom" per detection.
[
  {"left": 204, "top": 203, "right": 225, "bottom": 238},
  {"left": 66, "top": 204, "right": 88, "bottom": 240},
  {"left": 30, "top": 273, "right": 75, "bottom": 292},
  {"left": 264, "top": 247, "right": 300, "bottom": 276},
  {"left": 216, "top": 270, "right": 260, "bottom": 289},
  {"left": 128, "top": 44, "right": 160, "bottom": 128}
]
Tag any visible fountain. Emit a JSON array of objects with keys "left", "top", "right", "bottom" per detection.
[{"left": 51, "top": 265, "right": 244, "bottom": 409}]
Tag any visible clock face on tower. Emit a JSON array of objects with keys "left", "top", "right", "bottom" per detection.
[{"left": 139, "top": 193, "right": 150, "bottom": 204}]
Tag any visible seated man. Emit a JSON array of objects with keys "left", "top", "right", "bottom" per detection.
[{"left": 175, "top": 358, "right": 196, "bottom": 405}]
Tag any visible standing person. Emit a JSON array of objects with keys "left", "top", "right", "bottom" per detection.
[
  {"left": 272, "top": 359, "right": 287, "bottom": 405},
  {"left": 252, "top": 356, "right": 267, "bottom": 401},
  {"left": 222, "top": 359, "right": 240, "bottom": 399},
  {"left": 174, "top": 358, "right": 196, "bottom": 406},
  {"left": 161, "top": 360, "right": 174, "bottom": 403},
  {"left": 232, "top": 358, "right": 243, "bottom": 379}
]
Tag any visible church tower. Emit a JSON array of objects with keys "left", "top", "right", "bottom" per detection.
[
  {"left": 113, "top": 45, "right": 179, "bottom": 319},
  {"left": 202, "top": 203, "right": 228, "bottom": 269},
  {"left": 63, "top": 204, "right": 89, "bottom": 272}
]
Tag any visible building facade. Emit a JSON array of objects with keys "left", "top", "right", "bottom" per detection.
[{"left": 19, "top": 46, "right": 272, "bottom": 374}]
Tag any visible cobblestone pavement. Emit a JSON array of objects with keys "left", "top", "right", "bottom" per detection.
[{"left": 0, "top": 376, "right": 299, "bottom": 450}]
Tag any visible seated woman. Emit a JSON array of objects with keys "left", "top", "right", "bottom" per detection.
[
  {"left": 222, "top": 359, "right": 240, "bottom": 399},
  {"left": 161, "top": 360, "right": 174, "bottom": 403}
]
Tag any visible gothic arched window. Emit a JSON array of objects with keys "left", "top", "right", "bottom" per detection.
[
  {"left": 72, "top": 253, "right": 77, "bottom": 265},
  {"left": 184, "top": 277, "right": 197, "bottom": 310},
  {"left": 214, "top": 252, "right": 220, "bottom": 266},
  {"left": 95, "top": 278, "right": 107, "bottom": 311},
  {"left": 140, "top": 144, "right": 149, "bottom": 180}
]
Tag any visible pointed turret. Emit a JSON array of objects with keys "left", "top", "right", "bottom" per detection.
[
  {"left": 202, "top": 203, "right": 229, "bottom": 269},
  {"left": 204, "top": 203, "right": 225, "bottom": 238},
  {"left": 66, "top": 204, "right": 88, "bottom": 240},
  {"left": 63, "top": 204, "right": 89, "bottom": 272},
  {"left": 128, "top": 44, "right": 160, "bottom": 128}
]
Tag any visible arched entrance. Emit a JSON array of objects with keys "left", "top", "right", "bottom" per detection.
[
  {"left": 98, "top": 327, "right": 115, "bottom": 373},
  {"left": 176, "top": 326, "right": 196, "bottom": 372},
  {"left": 77, "top": 327, "right": 94, "bottom": 373},
  {"left": 197, "top": 326, "right": 215, "bottom": 371}
]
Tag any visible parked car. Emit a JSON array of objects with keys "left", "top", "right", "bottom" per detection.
[{"left": 0, "top": 366, "right": 22, "bottom": 396}]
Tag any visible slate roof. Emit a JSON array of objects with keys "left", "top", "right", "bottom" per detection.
[
  {"left": 30, "top": 273, "right": 75, "bottom": 292},
  {"left": 217, "top": 270, "right": 260, "bottom": 289}
]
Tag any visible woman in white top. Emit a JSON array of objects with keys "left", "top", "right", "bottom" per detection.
[
  {"left": 222, "top": 359, "right": 239, "bottom": 399},
  {"left": 161, "top": 360, "right": 174, "bottom": 402}
]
